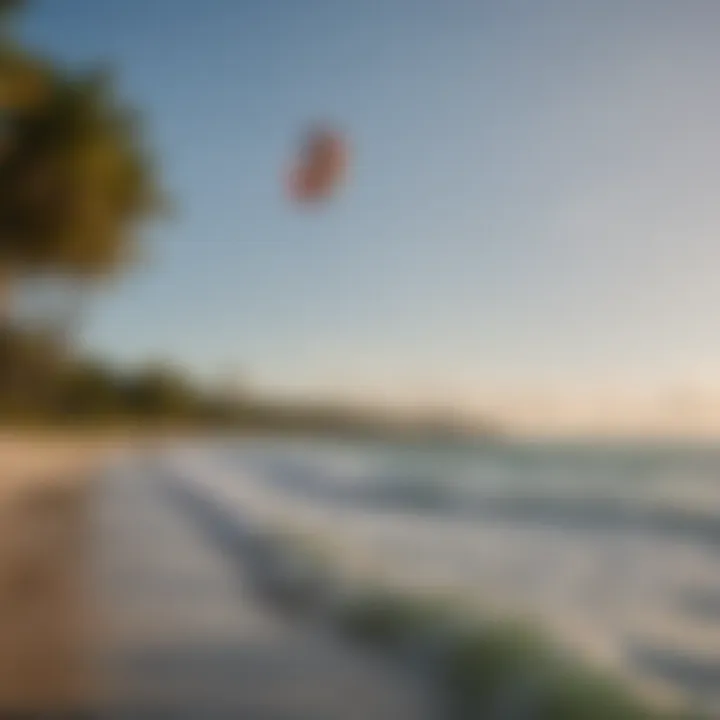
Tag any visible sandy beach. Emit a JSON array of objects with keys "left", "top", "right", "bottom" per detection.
[
  {"left": 0, "top": 437, "right": 437, "bottom": 718},
  {"left": 0, "top": 435, "right": 112, "bottom": 713}
]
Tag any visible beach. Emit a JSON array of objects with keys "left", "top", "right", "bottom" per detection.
[
  {"left": 0, "top": 436, "right": 437, "bottom": 717},
  {"left": 96, "top": 451, "right": 436, "bottom": 718},
  {"left": 2, "top": 434, "right": 715, "bottom": 717},
  {"left": 0, "top": 435, "right": 111, "bottom": 712}
]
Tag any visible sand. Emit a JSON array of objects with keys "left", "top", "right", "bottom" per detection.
[
  {"left": 0, "top": 435, "right": 436, "bottom": 717},
  {"left": 0, "top": 435, "right": 112, "bottom": 713},
  {"left": 97, "top": 452, "right": 436, "bottom": 718}
]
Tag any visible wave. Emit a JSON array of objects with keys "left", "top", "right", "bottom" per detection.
[
  {"left": 157, "top": 449, "right": 703, "bottom": 716},
  {"left": 192, "top": 443, "right": 720, "bottom": 551}
]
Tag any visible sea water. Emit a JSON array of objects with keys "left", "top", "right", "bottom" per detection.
[{"left": 171, "top": 438, "right": 720, "bottom": 710}]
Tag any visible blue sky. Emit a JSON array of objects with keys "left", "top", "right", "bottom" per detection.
[{"left": 19, "top": 1, "right": 720, "bottom": 430}]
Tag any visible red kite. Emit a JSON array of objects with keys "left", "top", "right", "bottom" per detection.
[{"left": 287, "top": 126, "right": 349, "bottom": 203}]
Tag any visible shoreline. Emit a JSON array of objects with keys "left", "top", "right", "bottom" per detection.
[
  {"left": 0, "top": 434, "right": 710, "bottom": 716},
  {"left": 166, "top": 452, "right": 687, "bottom": 718}
]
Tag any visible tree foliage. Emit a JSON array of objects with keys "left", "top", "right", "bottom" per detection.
[
  {"left": 0, "top": 326, "right": 496, "bottom": 439},
  {"left": 0, "top": 68, "right": 163, "bottom": 284},
  {"left": 0, "top": 1, "right": 164, "bottom": 410},
  {"left": 0, "top": 1, "right": 164, "bottom": 318}
]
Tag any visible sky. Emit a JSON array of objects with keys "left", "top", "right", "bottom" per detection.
[{"left": 18, "top": 0, "right": 720, "bottom": 434}]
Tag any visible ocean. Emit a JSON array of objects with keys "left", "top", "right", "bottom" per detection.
[{"left": 168, "top": 438, "right": 720, "bottom": 711}]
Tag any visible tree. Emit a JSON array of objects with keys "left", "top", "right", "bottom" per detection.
[
  {"left": 0, "top": 0, "right": 164, "bottom": 320},
  {"left": 0, "top": 323, "right": 61, "bottom": 417},
  {"left": 0, "top": 1, "right": 164, "bottom": 410},
  {"left": 59, "top": 357, "right": 123, "bottom": 419},
  {"left": 0, "top": 68, "right": 164, "bottom": 317},
  {"left": 123, "top": 363, "right": 196, "bottom": 419}
]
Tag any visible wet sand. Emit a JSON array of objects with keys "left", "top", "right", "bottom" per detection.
[{"left": 97, "top": 454, "right": 436, "bottom": 718}]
